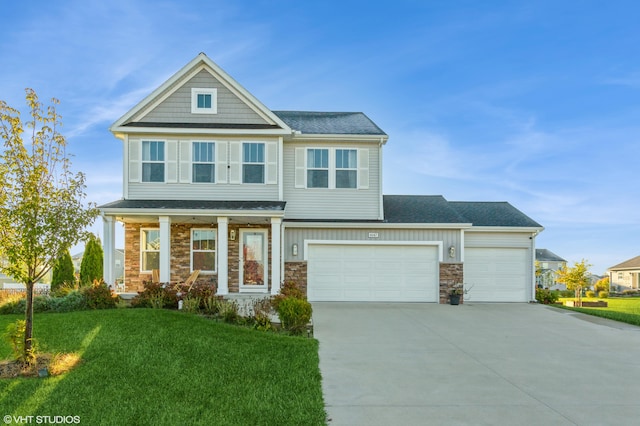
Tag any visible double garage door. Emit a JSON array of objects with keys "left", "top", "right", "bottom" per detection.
[{"left": 307, "top": 244, "right": 439, "bottom": 302}]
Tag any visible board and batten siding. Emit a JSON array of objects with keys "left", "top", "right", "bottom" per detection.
[
  {"left": 282, "top": 142, "right": 382, "bottom": 220},
  {"left": 133, "top": 69, "right": 269, "bottom": 126},
  {"left": 284, "top": 227, "right": 460, "bottom": 262},
  {"left": 126, "top": 137, "right": 279, "bottom": 201}
]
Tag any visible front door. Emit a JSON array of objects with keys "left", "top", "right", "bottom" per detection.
[{"left": 239, "top": 229, "right": 268, "bottom": 292}]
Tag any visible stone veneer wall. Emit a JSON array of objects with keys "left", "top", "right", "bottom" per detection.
[
  {"left": 440, "top": 262, "right": 464, "bottom": 304},
  {"left": 284, "top": 261, "right": 308, "bottom": 296},
  {"left": 123, "top": 222, "right": 270, "bottom": 293}
]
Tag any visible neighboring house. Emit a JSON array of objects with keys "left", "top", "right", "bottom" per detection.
[
  {"left": 99, "top": 53, "right": 543, "bottom": 303},
  {"left": 608, "top": 255, "right": 640, "bottom": 292},
  {"left": 73, "top": 249, "right": 125, "bottom": 283},
  {"left": 535, "top": 248, "right": 567, "bottom": 290}
]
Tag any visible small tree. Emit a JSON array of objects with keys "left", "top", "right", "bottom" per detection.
[
  {"left": 556, "top": 259, "right": 591, "bottom": 305},
  {"left": 51, "top": 249, "right": 75, "bottom": 292},
  {"left": 80, "top": 234, "right": 103, "bottom": 286},
  {"left": 594, "top": 276, "right": 610, "bottom": 293},
  {"left": 0, "top": 89, "right": 98, "bottom": 364}
]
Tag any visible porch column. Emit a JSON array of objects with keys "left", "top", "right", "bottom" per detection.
[
  {"left": 159, "top": 216, "right": 171, "bottom": 283},
  {"left": 102, "top": 215, "right": 115, "bottom": 287},
  {"left": 217, "top": 216, "right": 229, "bottom": 295},
  {"left": 271, "top": 217, "right": 282, "bottom": 295}
]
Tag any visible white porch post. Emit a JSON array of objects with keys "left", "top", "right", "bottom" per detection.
[
  {"left": 102, "top": 215, "right": 115, "bottom": 287},
  {"left": 271, "top": 217, "right": 282, "bottom": 295},
  {"left": 217, "top": 217, "right": 229, "bottom": 295},
  {"left": 159, "top": 216, "right": 171, "bottom": 283}
]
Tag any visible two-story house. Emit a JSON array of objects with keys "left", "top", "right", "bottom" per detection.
[
  {"left": 535, "top": 248, "right": 567, "bottom": 289},
  {"left": 99, "top": 53, "right": 543, "bottom": 303}
]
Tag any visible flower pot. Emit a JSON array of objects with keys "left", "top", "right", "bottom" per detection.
[{"left": 449, "top": 294, "right": 461, "bottom": 305}]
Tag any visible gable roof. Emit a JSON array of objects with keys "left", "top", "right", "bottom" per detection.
[
  {"left": 448, "top": 201, "right": 543, "bottom": 228},
  {"left": 536, "top": 249, "right": 566, "bottom": 262},
  {"left": 110, "top": 53, "right": 291, "bottom": 134},
  {"left": 608, "top": 255, "right": 640, "bottom": 271},
  {"left": 274, "top": 111, "right": 387, "bottom": 136},
  {"left": 383, "top": 195, "right": 468, "bottom": 224}
]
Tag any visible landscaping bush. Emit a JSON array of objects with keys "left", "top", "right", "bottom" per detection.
[
  {"left": 277, "top": 297, "right": 312, "bottom": 335},
  {"left": 586, "top": 290, "right": 596, "bottom": 298},
  {"left": 82, "top": 280, "right": 119, "bottom": 309},
  {"left": 252, "top": 298, "right": 274, "bottom": 332},
  {"left": 216, "top": 299, "right": 240, "bottom": 324},
  {"left": 3, "top": 319, "right": 36, "bottom": 365},
  {"left": 535, "top": 288, "right": 559, "bottom": 304},
  {"left": 272, "top": 280, "right": 306, "bottom": 311},
  {"left": 49, "top": 291, "right": 87, "bottom": 312},
  {"left": 131, "top": 281, "right": 178, "bottom": 309},
  {"left": 559, "top": 289, "right": 575, "bottom": 297},
  {"left": 598, "top": 291, "right": 609, "bottom": 299}
]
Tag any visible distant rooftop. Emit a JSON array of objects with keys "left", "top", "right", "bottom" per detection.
[
  {"left": 536, "top": 249, "right": 566, "bottom": 262},
  {"left": 608, "top": 255, "right": 640, "bottom": 271}
]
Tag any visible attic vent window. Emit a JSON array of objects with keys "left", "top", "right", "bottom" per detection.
[{"left": 191, "top": 88, "right": 217, "bottom": 114}]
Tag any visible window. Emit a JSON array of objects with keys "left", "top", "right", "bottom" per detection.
[
  {"left": 191, "top": 88, "right": 217, "bottom": 114},
  {"left": 191, "top": 229, "right": 216, "bottom": 272},
  {"left": 142, "top": 141, "right": 165, "bottom": 182},
  {"left": 192, "top": 142, "right": 215, "bottom": 183},
  {"left": 307, "top": 149, "right": 329, "bottom": 188},
  {"left": 335, "top": 149, "right": 357, "bottom": 188},
  {"left": 141, "top": 229, "right": 160, "bottom": 272},
  {"left": 242, "top": 143, "right": 265, "bottom": 183}
]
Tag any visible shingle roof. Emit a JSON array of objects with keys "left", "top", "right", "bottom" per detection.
[
  {"left": 536, "top": 249, "right": 566, "bottom": 262},
  {"left": 99, "top": 199, "right": 286, "bottom": 211},
  {"left": 608, "top": 255, "right": 640, "bottom": 271},
  {"left": 448, "top": 201, "right": 543, "bottom": 227},
  {"left": 273, "top": 111, "right": 387, "bottom": 136},
  {"left": 383, "top": 195, "right": 468, "bottom": 224}
]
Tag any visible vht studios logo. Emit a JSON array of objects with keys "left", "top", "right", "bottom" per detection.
[{"left": 3, "top": 415, "right": 81, "bottom": 424}]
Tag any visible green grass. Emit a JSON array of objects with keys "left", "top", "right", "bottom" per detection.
[
  {"left": 555, "top": 297, "right": 640, "bottom": 327},
  {"left": 0, "top": 309, "right": 326, "bottom": 425}
]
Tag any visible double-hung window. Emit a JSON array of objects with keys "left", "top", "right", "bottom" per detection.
[
  {"left": 335, "top": 149, "right": 357, "bottom": 188},
  {"left": 192, "top": 142, "right": 215, "bottom": 183},
  {"left": 141, "top": 229, "right": 160, "bottom": 272},
  {"left": 191, "top": 229, "right": 216, "bottom": 273},
  {"left": 242, "top": 142, "right": 265, "bottom": 184},
  {"left": 142, "top": 141, "right": 165, "bottom": 182},
  {"left": 307, "top": 148, "right": 329, "bottom": 188}
]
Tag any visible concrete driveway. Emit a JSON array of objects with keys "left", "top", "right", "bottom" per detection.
[{"left": 313, "top": 303, "right": 640, "bottom": 426}]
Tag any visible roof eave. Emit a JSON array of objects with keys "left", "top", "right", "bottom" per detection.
[
  {"left": 465, "top": 226, "right": 545, "bottom": 233},
  {"left": 110, "top": 126, "right": 291, "bottom": 136},
  {"left": 100, "top": 207, "right": 285, "bottom": 217}
]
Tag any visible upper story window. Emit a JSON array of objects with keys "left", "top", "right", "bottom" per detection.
[
  {"left": 141, "top": 229, "right": 160, "bottom": 272},
  {"left": 335, "top": 149, "right": 357, "bottom": 188},
  {"left": 242, "top": 142, "right": 265, "bottom": 184},
  {"left": 191, "top": 229, "right": 216, "bottom": 273},
  {"left": 142, "top": 141, "right": 165, "bottom": 182},
  {"left": 307, "top": 148, "right": 329, "bottom": 188},
  {"left": 193, "top": 142, "right": 215, "bottom": 183},
  {"left": 191, "top": 88, "right": 217, "bottom": 114}
]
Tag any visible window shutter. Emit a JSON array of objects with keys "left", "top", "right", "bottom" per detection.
[
  {"left": 179, "top": 141, "right": 191, "bottom": 183},
  {"left": 128, "top": 139, "right": 140, "bottom": 183},
  {"left": 266, "top": 142, "right": 278, "bottom": 184},
  {"left": 166, "top": 141, "right": 178, "bottom": 183},
  {"left": 216, "top": 142, "right": 228, "bottom": 183},
  {"left": 229, "top": 142, "right": 241, "bottom": 184},
  {"left": 357, "top": 148, "right": 369, "bottom": 189},
  {"left": 294, "top": 147, "right": 305, "bottom": 188}
]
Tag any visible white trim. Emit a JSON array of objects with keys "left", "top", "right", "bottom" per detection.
[
  {"left": 159, "top": 216, "right": 171, "bottom": 283},
  {"left": 100, "top": 208, "right": 285, "bottom": 218},
  {"left": 217, "top": 217, "right": 229, "bottom": 295},
  {"left": 464, "top": 226, "right": 545, "bottom": 233},
  {"left": 190, "top": 228, "right": 217, "bottom": 273},
  {"left": 303, "top": 240, "right": 444, "bottom": 262},
  {"left": 111, "top": 126, "right": 290, "bottom": 136},
  {"left": 123, "top": 134, "right": 130, "bottom": 197},
  {"left": 278, "top": 137, "right": 284, "bottom": 201},
  {"left": 271, "top": 218, "right": 282, "bottom": 295},
  {"left": 140, "top": 227, "right": 160, "bottom": 273},
  {"left": 284, "top": 221, "right": 471, "bottom": 229},
  {"left": 102, "top": 215, "right": 115, "bottom": 286},
  {"left": 290, "top": 133, "right": 388, "bottom": 142},
  {"left": 191, "top": 88, "right": 217, "bottom": 114},
  {"left": 460, "top": 228, "right": 465, "bottom": 263},
  {"left": 239, "top": 229, "right": 269, "bottom": 293}
]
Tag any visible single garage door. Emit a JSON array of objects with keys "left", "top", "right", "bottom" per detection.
[
  {"left": 307, "top": 244, "right": 439, "bottom": 302},
  {"left": 464, "top": 247, "right": 530, "bottom": 302}
]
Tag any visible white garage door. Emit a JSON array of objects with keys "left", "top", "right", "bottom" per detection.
[
  {"left": 307, "top": 244, "right": 439, "bottom": 302},
  {"left": 464, "top": 248, "right": 530, "bottom": 302}
]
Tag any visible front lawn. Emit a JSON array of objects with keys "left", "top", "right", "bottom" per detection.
[
  {"left": 0, "top": 309, "right": 326, "bottom": 425},
  {"left": 556, "top": 297, "right": 640, "bottom": 327}
]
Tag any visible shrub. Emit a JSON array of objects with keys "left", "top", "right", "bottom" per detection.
[
  {"left": 598, "top": 291, "right": 609, "bottom": 299},
  {"left": 253, "top": 298, "right": 273, "bottom": 332},
  {"left": 559, "top": 289, "right": 575, "bottom": 297},
  {"left": 586, "top": 290, "right": 596, "bottom": 298},
  {"left": 277, "top": 297, "right": 312, "bottom": 335},
  {"left": 131, "top": 281, "right": 178, "bottom": 309},
  {"left": 182, "top": 295, "right": 202, "bottom": 313},
  {"left": 50, "top": 281, "right": 80, "bottom": 298},
  {"left": 80, "top": 234, "right": 103, "bottom": 286},
  {"left": 49, "top": 291, "right": 87, "bottom": 312},
  {"left": 217, "top": 299, "right": 240, "bottom": 324},
  {"left": 4, "top": 319, "right": 36, "bottom": 365},
  {"left": 535, "top": 288, "right": 559, "bottom": 304},
  {"left": 272, "top": 281, "right": 305, "bottom": 311},
  {"left": 82, "top": 280, "right": 119, "bottom": 309},
  {"left": 51, "top": 250, "right": 75, "bottom": 293},
  {"left": 594, "top": 277, "right": 610, "bottom": 293},
  {"left": 203, "top": 294, "right": 221, "bottom": 315}
]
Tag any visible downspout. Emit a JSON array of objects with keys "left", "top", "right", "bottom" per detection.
[{"left": 379, "top": 137, "right": 384, "bottom": 221}]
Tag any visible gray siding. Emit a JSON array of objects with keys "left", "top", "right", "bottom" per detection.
[
  {"left": 464, "top": 232, "right": 533, "bottom": 249},
  {"left": 284, "top": 227, "right": 461, "bottom": 262},
  {"left": 134, "top": 69, "right": 270, "bottom": 125},
  {"left": 282, "top": 142, "right": 382, "bottom": 220}
]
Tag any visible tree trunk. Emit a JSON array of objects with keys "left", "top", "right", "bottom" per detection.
[{"left": 24, "top": 280, "right": 35, "bottom": 365}]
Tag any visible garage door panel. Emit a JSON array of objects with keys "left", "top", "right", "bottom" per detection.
[
  {"left": 464, "top": 247, "right": 530, "bottom": 302},
  {"left": 308, "top": 244, "right": 439, "bottom": 302}
]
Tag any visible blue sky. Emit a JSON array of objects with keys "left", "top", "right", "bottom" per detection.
[{"left": 1, "top": 0, "right": 639, "bottom": 274}]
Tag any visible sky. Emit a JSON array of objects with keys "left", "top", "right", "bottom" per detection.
[{"left": 1, "top": 0, "right": 639, "bottom": 275}]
